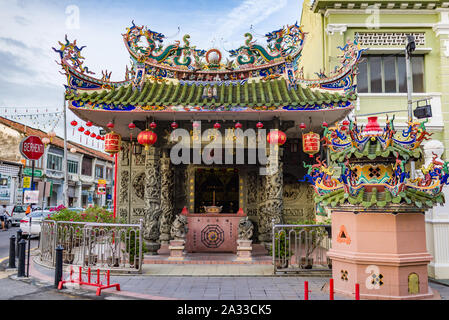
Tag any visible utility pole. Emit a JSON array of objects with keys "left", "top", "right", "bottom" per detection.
[
  {"left": 62, "top": 93, "right": 69, "bottom": 207},
  {"left": 406, "top": 35, "right": 416, "bottom": 179}
]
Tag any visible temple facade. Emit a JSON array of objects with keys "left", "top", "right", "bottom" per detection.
[{"left": 55, "top": 21, "right": 364, "bottom": 252}]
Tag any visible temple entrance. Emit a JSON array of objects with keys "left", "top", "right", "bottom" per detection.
[{"left": 194, "top": 168, "right": 239, "bottom": 214}]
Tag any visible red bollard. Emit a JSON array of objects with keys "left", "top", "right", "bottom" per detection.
[
  {"left": 107, "top": 270, "right": 110, "bottom": 286},
  {"left": 355, "top": 283, "right": 360, "bottom": 300},
  {"left": 97, "top": 269, "right": 100, "bottom": 285},
  {"left": 304, "top": 281, "right": 309, "bottom": 300},
  {"left": 79, "top": 266, "right": 82, "bottom": 282},
  {"left": 87, "top": 268, "right": 91, "bottom": 284},
  {"left": 69, "top": 267, "right": 73, "bottom": 282},
  {"left": 329, "top": 279, "right": 334, "bottom": 300}
]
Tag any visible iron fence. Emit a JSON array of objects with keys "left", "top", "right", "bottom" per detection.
[
  {"left": 39, "top": 219, "right": 143, "bottom": 273},
  {"left": 272, "top": 221, "right": 332, "bottom": 274}
]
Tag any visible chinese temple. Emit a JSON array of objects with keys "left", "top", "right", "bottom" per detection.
[{"left": 55, "top": 21, "right": 364, "bottom": 254}]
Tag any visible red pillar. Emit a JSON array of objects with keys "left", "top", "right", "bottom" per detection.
[{"left": 113, "top": 153, "right": 118, "bottom": 219}]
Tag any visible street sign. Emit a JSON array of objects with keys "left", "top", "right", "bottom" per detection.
[
  {"left": 23, "top": 190, "right": 39, "bottom": 203},
  {"left": 97, "top": 179, "right": 106, "bottom": 195},
  {"left": 23, "top": 176, "right": 31, "bottom": 189},
  {"left": 19, "top": 136, "right": 45, "bottom": 161},
  {"left": 23, "top": 168, "right": 43, "bottom": 177}
]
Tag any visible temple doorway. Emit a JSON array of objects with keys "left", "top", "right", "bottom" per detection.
[{"left": 194, "top": 168, "right": 239, "bottom": 213}]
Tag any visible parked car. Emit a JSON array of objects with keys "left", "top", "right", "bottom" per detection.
[
  {"left": 20, "top": 210, "right": 53, "bottom": 238},
  {"left": 5, "top": 205, "right": 26, "bottom": 227}
]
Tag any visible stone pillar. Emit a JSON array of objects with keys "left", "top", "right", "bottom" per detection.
[
  {"left": 257, "top": 151, "right": 284, "bottom": 248},
  {"left": 143, "top": 147, "right": 162, "bottom": 254},
  {"left": 75, "top": 181, "right": 82, "bottom": 208},
  {"left": 159, "top": 150, "right": 175, "bottom": 245}
]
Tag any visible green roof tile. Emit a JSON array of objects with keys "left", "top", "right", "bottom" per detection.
[{"left": 66, "top": 78, "right": 356, "bottom": 108}]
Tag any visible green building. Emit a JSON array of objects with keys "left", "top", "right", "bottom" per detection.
[{"left": 299, "top": 0, "right": 449, "bottom": 279}]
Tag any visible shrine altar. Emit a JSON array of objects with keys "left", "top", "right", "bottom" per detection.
[{"left": 185, "top": 210, "right": 246, "bottom": 253}]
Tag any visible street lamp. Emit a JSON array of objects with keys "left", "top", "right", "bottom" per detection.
[{"left": 405, "top": 35, "right": 416, "bottom": 179}]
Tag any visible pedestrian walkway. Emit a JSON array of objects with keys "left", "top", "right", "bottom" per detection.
[
  {"left": 29, "top": 256, "right": 345, "bottom": 300},
  {"left": 17, "top": 253, "right": 449, "bottom": 300}
]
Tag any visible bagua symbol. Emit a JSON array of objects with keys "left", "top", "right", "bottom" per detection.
[{"left": 169, "top": 121, "right": 281, "bottom": 175}]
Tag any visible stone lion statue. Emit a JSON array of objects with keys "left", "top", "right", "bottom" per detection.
[
  {"left": 238, "top": 217, "right": 254, "bottom": 240},
  {"left": 170, "top": 214, "right": 188, "bottom": 240}
]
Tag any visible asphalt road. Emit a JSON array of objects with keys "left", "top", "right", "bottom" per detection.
[{"left": 0, "top": 226, "right": 39, "bottom": 263}]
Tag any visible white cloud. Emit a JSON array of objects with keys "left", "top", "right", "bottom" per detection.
[{"left": 213, "top": 0, "right": 288, "bottom": 48}]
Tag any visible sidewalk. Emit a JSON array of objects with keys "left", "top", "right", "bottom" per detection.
[
  {"left": 29, "top": 255, "right": 346, "bottom": 300},
  {"left": 10, "top": 252, "right": 449, "bottom": 300}
]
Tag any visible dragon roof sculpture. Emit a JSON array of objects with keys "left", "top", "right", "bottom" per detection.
[{"left": 55, "top": 21, "right": 365, "bottom": 98}]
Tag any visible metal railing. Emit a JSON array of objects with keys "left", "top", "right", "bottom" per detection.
[
  {"left": 272, "top": 222, "right": 332, "bottom": 273},
  {"left": 39, "top": 219, "right": 143, "bottom": 273}
]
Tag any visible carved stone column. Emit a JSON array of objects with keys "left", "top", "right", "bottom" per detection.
[
  {"left": 158, "top": 150, "right": 174, "bottom": 245},
  {"left": 143, "top": 147, "right": 162, "bottom": 254},
  {"left": 258, "top": 152, "right": 284, "bottom": 248}
]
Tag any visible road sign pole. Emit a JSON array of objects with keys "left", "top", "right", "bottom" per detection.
[{"left": 31, "top": 160, "right": 35, "bottom": 192}]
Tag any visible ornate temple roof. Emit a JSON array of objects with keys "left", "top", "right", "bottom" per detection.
[
  {"left": 67, "top": 78, "right": 356, "bottom": 112},
  {"left": 55, "top": 22, "right": 365, "bottom": 136}
]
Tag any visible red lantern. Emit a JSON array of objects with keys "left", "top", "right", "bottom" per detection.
[
  {"left": 235, "top": 122, "right": 242, "bottom": 129},
  {"left": 90, "top": 133, "right": 96, "bottom": 138},
  {"left": 150, "top": 121, "right": 157, "bottom": 129},
  {"left": 78, "top": 127, "right": 85, "bottom": 132},
  {"left": 302, "top": 132, "right": 320, "bottom": 158},
  {"left": 299, "top": 123, "right": 306, "bottom": 130},
  {"left": 104, "top": 131, "right": 121, "bottom": 154},
  {"left": 128, "top": 122, "right": 136, "bottom": 130},
  {"left": 342, "top": 119, "right": 350, "bottom": 126},
  {"left": 96, "top": 136, "right": 101, "bottom": 140},
  {"left": 107, "top": 122, "right": 114, "bottom": 129},
  {"left": 256, "top": 122, "right": 264, "bottom": 129},
  {"left": 267, "top": 130, "right": 287, "bottom": 146},
  {"left": 322, "top": 122, "right": 328, "bottom": 128},
  {"left": 70, "top": 120, "right": 78, "bottom": 127},
  {"left": 84, "top": 130, "right": 90, "bottom": 136},
  {"left": 171, "top": 122, "right": 178, "bottom": 129},
  {"left": 192, "top": 121, "right": 200, "bottom": 128},
  {"left": 137, "top": 129, "right": 157, "bottom": 151},
  {"left": 86, "top": 121, "right": 93, "bottom": 127},
  {"left": 213, "top": 122, "right": 221, "bottom": 130}
]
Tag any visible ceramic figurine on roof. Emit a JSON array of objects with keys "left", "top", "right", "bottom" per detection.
[{"left": 298, "top": 36, "right": 366, "bottom": 94}]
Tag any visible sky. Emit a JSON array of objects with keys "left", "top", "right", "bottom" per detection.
[{"left": 0, "top": 0, "right": 304, "bottom": 149}]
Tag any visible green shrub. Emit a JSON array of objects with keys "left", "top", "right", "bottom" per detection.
[{"left": 47, "top": 205, "right": 118, "bottom": 223}]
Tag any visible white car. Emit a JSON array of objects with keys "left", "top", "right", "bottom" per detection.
[
  {"left": 20, "top": 210, "right": 52, "bottom": 238},
  {"left": 5, "top": 205, "right": 27, "bottom": 226}
]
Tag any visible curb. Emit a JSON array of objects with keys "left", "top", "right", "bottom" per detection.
[{"left": 429, "top": 278, "right": 449, "bottom": 287}]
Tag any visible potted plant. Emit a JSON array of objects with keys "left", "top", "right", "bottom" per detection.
[
  {"left": 269, "top": 230, "right": 290, "bottom": 268},
  {"left": 293, "top": 219, "right": 331, "bottom": 269},
  {"left": 122, "top": 229, "right": 146, "bottom": 269}
]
